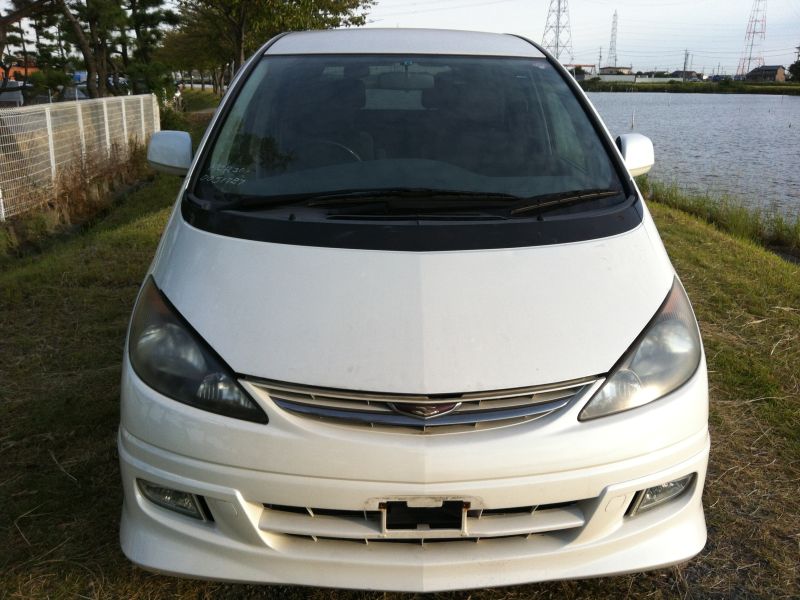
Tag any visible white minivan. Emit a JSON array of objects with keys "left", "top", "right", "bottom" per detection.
[{"left": 120, "top": 29, "right": 709, "bottom": 592}]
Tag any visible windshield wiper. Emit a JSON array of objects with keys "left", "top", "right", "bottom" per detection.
[
  {"left": 203, "top": 191, "right": 315, "bottom": 212},
  {"left": 199, "top": 187, "right": 624, "bottom": 216},
  {"left": 509, "top": 189, "right": 624, "bottom": 217},
  {"left": 306, "top": 188, "right": 522, "bottom": 207},
  {"left": 201, "top": 188, "right": 521, "bottom": 213}
]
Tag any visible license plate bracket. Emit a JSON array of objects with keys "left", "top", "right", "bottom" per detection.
[{"left": 383, "top": 500, "right": 466, "bottom": 531}]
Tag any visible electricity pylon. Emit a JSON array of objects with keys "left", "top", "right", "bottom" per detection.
[
  {"left": 607, "top": 10, "right": 618, "bottom": 68},
  {"left": 736, "top": 0, "right": 767, "bottom": 77},
  {"left": 541, "top": 0, "right": 573, "bottom": 63}
]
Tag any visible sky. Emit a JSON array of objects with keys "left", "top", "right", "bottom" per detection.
[
  {"left": 364, "top": 0, "right": 800, "bottom": 75},
  {"left": 2, "top": 1, "right": 797, "bottom": 75}
]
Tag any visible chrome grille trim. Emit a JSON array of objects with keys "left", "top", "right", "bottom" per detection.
[{"left": 246, "top": 376, "right": 600, "bottom": 431}]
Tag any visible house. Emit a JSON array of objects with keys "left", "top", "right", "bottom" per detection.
[
  {"left": 599, "top": 66, "right": 632, "bottom": 75},
  {"left": 669, "top": 70, "right": 700, "bottom": 81},
  {"left": 746, "top": 65, "right": 786, "bottom": 82}
]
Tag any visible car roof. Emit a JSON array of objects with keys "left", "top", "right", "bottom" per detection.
[{"left": 265, "top": 28, "right": 546, "bottom": 58}]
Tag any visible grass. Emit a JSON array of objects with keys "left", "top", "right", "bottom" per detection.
[
  {"left": 1, "top": 179, "right": 798, "bottom": 598},
  {"left": 181, "top": 88, "right": 221, "bottom": 112},
  {"left": 0, "top": 144, "right": 152, "bottom": 264},
  {"left": 580, "top": 79, "right": 800, "bottom": 95},
  {"left": 638, "top": 176, "right": 800, "bottom": 257},
  {"left": 0, "top": 108, "right": 212, "bottom": 265}
]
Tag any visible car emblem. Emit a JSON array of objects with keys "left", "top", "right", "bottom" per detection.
[{"left": 388, "top": 402, "right": 462, "bottom": 420}]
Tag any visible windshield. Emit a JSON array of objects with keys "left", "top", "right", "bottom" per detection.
[{"left": 195, "top": 54, "right": 624, "bottom": 209}]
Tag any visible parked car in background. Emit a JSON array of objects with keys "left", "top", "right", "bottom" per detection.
[
  {"left": 59, "top": 84, "right": 89, "bottom": 101},
  {"left": 121, "top": 28, "right": 709, "bottom": 592},
  {"left": 0, "top": 80, "right": 25, "bottom": 108}
]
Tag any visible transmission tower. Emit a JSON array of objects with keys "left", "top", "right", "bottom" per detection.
[
  {"left": 541, "top": 0, "right": 574, "bottom": 62},
  {"left": 607, "top": 10, "right": 618, "bottom": 68},
  {"left": 736, "top": 0, "right": 767, "bottom": 77}
]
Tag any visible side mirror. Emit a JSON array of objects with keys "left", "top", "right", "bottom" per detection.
[
  {"left": 616, "top": 133, "right": 654, "bottom": 177},
  {"left": 147, "top": 130, "right": 192, "bottom": 176}
]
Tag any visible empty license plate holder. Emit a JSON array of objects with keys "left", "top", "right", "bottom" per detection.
[{"left": 381, "top": 500, "right": 468, "bottom": 532}]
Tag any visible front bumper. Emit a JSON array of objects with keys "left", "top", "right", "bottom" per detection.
[{"left": 119, "top": 359, "right": 709, "bottom": 592}]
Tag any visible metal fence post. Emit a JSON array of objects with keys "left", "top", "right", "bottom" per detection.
[
  {"left": 152, "top": 94, "right": 160, "bottom": 133},
  {"left": 76, "top": 102, "right": 86, "bottom": 162},
  {"left": 139, "top": 96, "right": 146, "bottom": 141},
  {"left": 102, "top": 98, "right": 111, "bottom": 157},
  {"left": 120, "top": 97, "right": 128, "bottom": 153},
  {"left": 0, "top": 189, "right": 5, "bottom": 222},
  {"left": 44, "top": 106, "right": 57, "bottom": 185}
]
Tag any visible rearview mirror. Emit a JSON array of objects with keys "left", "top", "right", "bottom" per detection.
[
  {"left": 616, "top": 133, "right": 654, "bottom": 177},
  {"left": 148, "top": 131, "right": 192, "bottom": 176}
]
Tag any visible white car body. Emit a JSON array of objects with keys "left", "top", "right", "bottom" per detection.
[{"left": 120, "top": 29, "right": 709, "bottom": 592}]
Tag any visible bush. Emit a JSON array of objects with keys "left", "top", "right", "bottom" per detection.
[{"left": 160, "top": 106, "right": 190, "bottom": 131}]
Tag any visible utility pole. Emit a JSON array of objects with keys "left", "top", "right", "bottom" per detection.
[
  {"left": 736, "top": 0, "right": 767, "bottom": 77},
  {"left": 542, "top": 0, "right": 574, "bottom": 63},
  {"left": 683, "top": 49, "right": 689, "bottom": 81},
  {"left": 608, "top": 10, "right": 618, "bottom": 68},
  {"left": 598, "top": 47, "right": 603, "bottom": 73}
]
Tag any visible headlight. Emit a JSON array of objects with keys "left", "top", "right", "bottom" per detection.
[
  {"left": 128, "top": 276, "right": 268, "bottom": 423},
  {"left": 580, "top": 277, "right": 702, "bottom": 420}
]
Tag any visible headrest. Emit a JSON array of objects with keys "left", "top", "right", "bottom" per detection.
[
  {"left": 422, "top": 73, "right": 505, "bottom": 124},
  {"left": 320, "top": 78, "right": 366, "bottom": 110},
  {"left": 378, "top": 72, "right": 434, "bottom": 90},
  {"left": 291, "top": 78, "right": 366, "bottom": 115}
]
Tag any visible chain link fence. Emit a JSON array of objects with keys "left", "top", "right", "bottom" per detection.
[{"left": 0, "top": 94, "right": 160, "bottom": 221}]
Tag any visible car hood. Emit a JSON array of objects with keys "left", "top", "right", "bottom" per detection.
[{"left": 152, "top": 214, "right": 674, "bottom": 394}]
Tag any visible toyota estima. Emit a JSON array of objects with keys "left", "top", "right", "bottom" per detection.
[{"left": 120, "top": 29, "right": 709, "bottom": 591}]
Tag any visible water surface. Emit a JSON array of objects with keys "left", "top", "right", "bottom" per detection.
[{"left": 588, "top": 93, "right": 800, "bottom": 217}]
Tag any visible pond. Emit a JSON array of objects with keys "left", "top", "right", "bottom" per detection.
[{"left": 588, "top": 92, "right": 800, "bottom": 217}]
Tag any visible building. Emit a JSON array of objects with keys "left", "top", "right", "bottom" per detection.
[
  {"left": 564, "top": 64, "right": 597, "bottom": 76},
  {"left": 669, "top": 70, "right": 700, "bottom": 81},
  {"left": 746, "top": 65, "right": 786, "bottom": 82},
  {"left": 599, "top": 66, "right": 632, "bottom": 75}
]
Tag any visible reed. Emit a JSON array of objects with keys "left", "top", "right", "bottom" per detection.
[{"left": 637, "top": 176, "right": 800, "bottom": 256}]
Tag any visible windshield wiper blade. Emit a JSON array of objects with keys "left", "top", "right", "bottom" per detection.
[
  {"left": 307, "top": 188, "right": 521, "bottom": 207},
  {"left": 201, "top": 187, "right": 624, "bottom": 215},
  {"left": 203, "top": 188, "right": 521, "bottom": 212},
  {"left": 510, "top": 189, "right": 623, "bottom": 217},
  {"left": 207, "top": 191, "right": 314, "bottom": 212}
]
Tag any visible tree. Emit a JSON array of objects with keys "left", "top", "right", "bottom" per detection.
[
  {"left": 157, "top": 21, "right": 228, "bottom": 93},
  {"left": 178, "top": 0, "right": 374, "bottom": 74},
  {"left": 56, "top": 0, "right": 172, "bottom": 97},
  {"left": 0, "top": 0, "right": 55, "bottom": 86},
  {"left": 126, "top": 0, "right": 178, "bottom": 63},
  {"left": 789, "top": 60, "right": 800, "bottom": 81}
]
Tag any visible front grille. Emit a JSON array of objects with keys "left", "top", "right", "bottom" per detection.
[
  {"left": 260, "top": 501, "right": 587, "bottom": 544},
  {"left": 247, "top": 377, "right": 598, "bottom": 432}
]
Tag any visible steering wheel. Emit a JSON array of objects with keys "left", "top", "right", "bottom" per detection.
[{"left": 291, "top": 139, "right": 363, "bottom": 164}]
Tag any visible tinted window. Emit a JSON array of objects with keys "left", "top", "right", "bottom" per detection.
[{"left": 196, "top": 55, "right": 623, "bottom": 206}]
